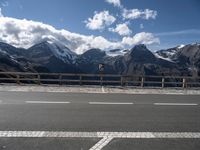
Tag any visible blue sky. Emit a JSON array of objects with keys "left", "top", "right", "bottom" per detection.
[{"left": 0, "top": 0, "right": 200, "bottom": 52}]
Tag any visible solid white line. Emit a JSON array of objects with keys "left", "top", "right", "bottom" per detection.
[
  {"left": 89, "top": 102, "right": 134, "bottom": 105},
  {"left": 0, "top": 131, "right": 200, "bottom": 138},
  {"left": 26, "top": 101, "right": 70, "bottom": 104},
  {"left": 154, "top": 103, "right": 198, "bottom": 106}
]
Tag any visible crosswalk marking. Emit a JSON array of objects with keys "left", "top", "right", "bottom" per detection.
[
  {"left": 89, "top": 137, "right": 113, "bottom": 150},
  {"left": 0, "top": 131, "right": 200, "bottom": 150}
]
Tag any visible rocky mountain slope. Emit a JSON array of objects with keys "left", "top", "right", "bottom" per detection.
[
  {"left": 156, "top": 43, "right": 200, "bottom": 76},
  {"left": 0, "top": 41, "right": 199, "bottom": 76}
]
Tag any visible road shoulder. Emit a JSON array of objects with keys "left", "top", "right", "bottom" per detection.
[{"left": 0, "top": 85, "right": 200, "bottom": 95}]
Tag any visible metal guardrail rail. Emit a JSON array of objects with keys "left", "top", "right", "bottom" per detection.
[{"left": 0, "top": 72, "right": 200, "bottom": 88}]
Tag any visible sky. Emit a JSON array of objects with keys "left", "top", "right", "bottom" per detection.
[{"left": 0, "top": 0, "right": 200, "bottom": 53}]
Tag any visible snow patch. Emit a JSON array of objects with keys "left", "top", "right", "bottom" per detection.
[
  {"left": 157, "top": 49, "right": 177, "bottom": 59},
  {"left": 106, "top": 49, "right": 128, "bottom": 57},
  {"left": 154, "top": 53, "right": 174, "bottom": 62},
  {"left": 165, "top": 50, "right": 176, "bottom": 57},
  {"left": 0, "top": 48, "right": 19, "bottom": 64},
  {"left": 45, "top": 40, "right": 77, "bottom": 63},
  {"left": 0, "top": 48, "right": 7, "bottom": 55},
  {"left": 178, "top": 44, "right": 185, "bottom": 49}
]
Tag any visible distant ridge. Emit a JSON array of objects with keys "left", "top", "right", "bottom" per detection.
[{"left": 0, "top": 41, "right": 200, "bottom": 76}]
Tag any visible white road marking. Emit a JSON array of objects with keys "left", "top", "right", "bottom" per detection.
[
  {"left": 154, "top": 103, "right": 198, "bottom": 106},
  {"left": 0, "top": 131, "right": 200, "bottom": 138},
  {"left": 26, "top": 101, "right": 70, "bottom": 104},
  {"left": 101, "top": 86, "right": 105, "bottom": 93},
  {"left": 89, "top": 137, "right": 113, "bottom": 150},
  {"left": 0, "top": 131, "right": 200, "bottom": 150},
  {"left": 89, "top": 102, "right": 134, "bottom": 105}
]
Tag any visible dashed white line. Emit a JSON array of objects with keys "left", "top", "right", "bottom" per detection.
[
  {"left": 154, "top": 103, "right": 198, "bottom": 106},
  {"left": 89, "top": 102, "right": 134, "bottom": 105},
  {"left": 25, "top": 101, "right": 70, "bottom": 104}
]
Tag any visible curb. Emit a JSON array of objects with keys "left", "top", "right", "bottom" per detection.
[{"left": 0, "top": 85, "right": 200, "bottom": 95}]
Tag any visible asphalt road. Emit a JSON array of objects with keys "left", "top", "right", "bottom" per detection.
[{"left": 0, "top": 91, "right": 200, "bottom": 150}]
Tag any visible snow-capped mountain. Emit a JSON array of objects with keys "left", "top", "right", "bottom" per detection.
[
  {"left": 0, "top": 41, "right": 79, "bottom": 73},
  {"left": 0, "top": 42, "right": 48, "bottom": 72},
  {"left": 155, "top": 43, "right": 200, "bottom": 76},
  {"left": 0, "top": 41, "right": 200, "bottom": 76},
  {"left": 156, "top": 43, "right": 200, "bottom": 65},
  {"left": 155, "top": 45, "right": 185, "bottom": 61},
  {"left": 28, "top": 40, "right": 77, "bottom": 64}
]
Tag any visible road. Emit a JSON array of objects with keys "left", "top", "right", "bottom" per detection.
[{"left": 0, "top": 91, "right": 200, "bottom": 150}]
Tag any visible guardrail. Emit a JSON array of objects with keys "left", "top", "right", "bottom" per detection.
[{"left": 0, "top": 72, "right": 200, "bottom": 88}]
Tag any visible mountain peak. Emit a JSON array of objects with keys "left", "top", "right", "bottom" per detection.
[
  {"left": 126, "top": 44, "right": 156, "bottom": 63},
  {"left": 129, "top": 44, "right": 151, "bottom": 55},
  {"left": 79, "top": 48, "right": 106, "bottom": 63},
  {"left": 133, "top": 44, "right": 148, "bottom": 50},
  {"left": 29, "top": 40, "right": 77, "bottom": 64},
  {"left": 82, "top": 48, "right": 106, "bottom": 57}
]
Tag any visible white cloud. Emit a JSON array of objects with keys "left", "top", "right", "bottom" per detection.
[
  {"left": 122, "top": 32, "right": 160, "bottom": 46},
  {"left": 105, "top": 0, "right": 121, "bottom": 7},
  {"left": 0, "top": 8, "right": 3, "bottom": 17},
  {"left": 109, "top": 23, "right": 132, "bottom": 36},
  {"left": 85, "top": 11, "right": 116, "bottom": 30},
  {"left": 0, "top": 16, "right": 122, "bottom": 54},
  {"left": 0, "top": 15, "right": 159, "bottom": 54},
  {"left": 122, "top": 8, "right": 157, "bottom": 20}
]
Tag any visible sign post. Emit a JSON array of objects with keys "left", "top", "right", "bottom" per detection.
[{"left": 99, "top": 64, "right": 105, "bottom": 86}]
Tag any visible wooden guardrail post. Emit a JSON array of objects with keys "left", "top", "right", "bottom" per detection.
[
  {"left": 123, "top": 76, "right": 128, "bottom": 86},
  {"left": 121, "top": 76, "right": 124, "bottom": 86},
  {"left": 79, "top": 75, "right": 82, "bottom": 86},
  {"left": 37, "top": 74, "right": 41, "bottom": 85},
  {"left": 141, "top": 77, "right": 144, "bottom": 87},
  {"left": 16, "top": 74, "right": 20, "bottom": 84},
  {"left": 162, "top": 77, "right": 165, "bottom": 88},
  {"left": 59, "top": 74, "right": 62, "bottom": 85},
  {"left": 182, "top": 78, "right": 186, "bottom": 88},
  {"left": 100, "top": 75, "right": 103, "bottom": 86}
]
